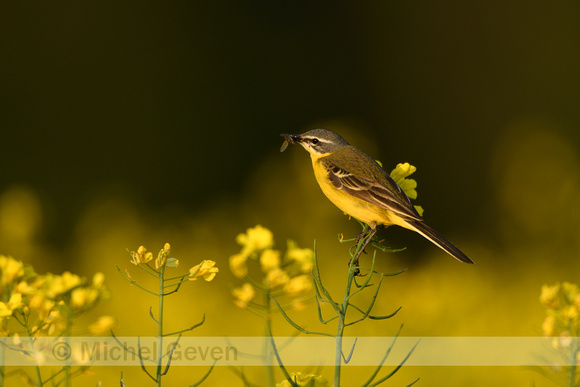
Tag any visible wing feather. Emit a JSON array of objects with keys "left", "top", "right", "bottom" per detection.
[{"left": 322, "top": 147, "right": 422, "bottom": 222}]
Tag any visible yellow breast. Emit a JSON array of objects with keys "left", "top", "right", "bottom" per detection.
[{"left": 310, "top": 153, "right": 410, "bottom": 229}]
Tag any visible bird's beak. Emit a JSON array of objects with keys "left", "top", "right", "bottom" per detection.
[
  {"left": 280, "top": 133, "right": 302, "bottom": 143},
  {"left": 279, "top": 133, "right": 302, "bottom": 152}
]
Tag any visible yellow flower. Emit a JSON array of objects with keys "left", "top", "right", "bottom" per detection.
[
  {"left": 542, "top": 315, "right": 555, "bottom": 336},
  {"left": 539, "top": 282, "right": 580, "bottom": 341},
  {"left": 43, "top": 272, "right": 83, "bottom": 298},
  {"left": 71, "top": 288, "right": 99, "bottom": 309},
  {"left": 189, "top": 260, "right": 219, "bottom": 282},
  {"left": 236, "top": 225, "right": 274, "bottom": 257},
  {"left": 389, "top": 163, "right": 424, "bottom": 216},
  {"left": 29, "top": 292, "right": 52, "bottom": 312},
  {"left": 390, "top": 163, "right": 418, "bottom": 199},
  {"left": 290, "top": 298, "right": 307, "bottom": 311},
  {"left": 15, "top": 280, "right": 36, "bottom": 295},
  {"left": 45, "top": 308, "right": 66, "bottom": 334},
  {"left": 558, "top": 333, "right": 573, "bottom": 349},
  {"left": 287, "top": 241, "right": 314, "bottom": 273},
  {"left": 277, "top": 372, "right": 329, "bottom": 387},
  {"left": 0, "top": 255, "right": 24, "bottom": 285},
  {"left": 283, "top": 275, "right": 312, "bottom": 296},
  {"left": 130, "top": 246, "right": 153, "bottom": 266},
  {"left": 88, "top": 315, "right": 115, "bottom": 335},
  {"left": 413, "top": 205, "right": 424, "bottom": 217},
  {"left": 61, "top": 272, "right": 82, "bottom": 291},
  {"left": 232, "top": 283, "right": 255, "bottom": 309},
  {"left": 562, "top": 282, "right": 579, "bottom": 301},
  {"left": 154, "top": 243, "right": 172, "bottom": 269},
  {"left": 229, "top": 253, "right": 248, "bottom": 278},
  {"left": 540, "top": 283, "right": 561, "bottom": 309},
  {"left": 260, "top": 249, "right": 281, "bottom": 272},
  {"left": 265, "top": 268, "right": 289, "bottom": 290},
  {"left": 71, "top": 288, "right": 87, "bottom": 309},
  {"left": 0, "top": 293, "right": 23, "bottom": 317},
  {"left": 92, "top": 272, "right": 105, "bottom": 289},
  {"left": 563, "top": 305, "right": 579, "bottom": 321}
]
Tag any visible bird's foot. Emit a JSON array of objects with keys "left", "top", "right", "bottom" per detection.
[{"left": 349, "top": 226, "right": 378, "bottom": 276}]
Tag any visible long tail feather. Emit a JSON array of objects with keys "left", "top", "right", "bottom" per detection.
[{"left": 408, "top": 221, "right": 474, "bottom": 264}]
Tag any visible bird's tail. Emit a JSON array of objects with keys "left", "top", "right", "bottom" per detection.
[{"left": 408, "top": 221, "right": 474, "bottom": 264}]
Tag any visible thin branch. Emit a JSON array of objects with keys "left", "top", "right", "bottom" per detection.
[
  {"left": 270, "top": 296, "right": 334, "bottom": 338},
  {"left": 383, "top": 268, "right": 408, "bottom": 277},
  {"left": 341, "top": 337, "right": 357, "bottom": 364},
  {"left": 161, "top": 334, "right": 182, "bottom": 376},
  {"left": 164, "top": 314, "right": 206, "bottom": 337},
  {"left": 345, "top": 274, "right": 384, "bottom": 326},
  {"left": 312, "top": 250, "right": 341, "bottom": 314},
  {"left": 315, "top": 296, "right": 339, "bottom": 324},
  {"left": 38, "top": 365, "right": 66, "bottom": 385},
  {"left": 362, "top": 325, "right": 404, "bottom": 386},
  {"left": 188, "top": 361, "right": 216, "bottom": 387},
  {"left": 162, "top": 279, "right": 185, "bottom": 296},
  {"left": 346, "top": 251, "right": 377, "bottom": 299},
  {"left": 361, "top": 325, "right": 419, "bottom": 387},
  {"left": 110, "top": 331, "right": 154, "bottom": 365},
  {"left": 370, "top": 241, "right": 406, "bottom": 253},
  {"left": 164, "top": 273, "right": 190, "bottom": 282},
  {"left": 368, "top": 306, "right": 402, "bottom": 320},
  {"left": 137, "top": 336, "right": 158, "bottom": 383},
  {"left": 368, "top": 339, "right": 419, "bottom": 387},
  {"left": 149, "top": 306, "right": 159, "bottom": 324},
  {"left": 269, "top": 335, "right": 299, "bottom": 387},
  {"left": 115, "top": 266, "right": 160, "bottom": 296}
]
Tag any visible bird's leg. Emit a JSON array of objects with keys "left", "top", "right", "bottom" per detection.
[
  {"left": 354, "top": 229, "right": 371, "bottom": 245},
  {"left": 351, "top": 223, "right": 378, "bottom": 268}
]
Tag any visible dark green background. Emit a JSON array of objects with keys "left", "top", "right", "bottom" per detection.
[{"left": 2, "top": 2, "right": 579, "bottom": 248}]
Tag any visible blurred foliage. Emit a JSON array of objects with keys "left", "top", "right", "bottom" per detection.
[
  {"left": 0, "top": 255, "right": 111, "bottom": 385},
  {"left": 228, "top": 225, "right": 315, "bottom": 386},
  {"left": 1, "top": 2, "right": 580, "bottom": 385},
  {"left": 537, "top": 282, "right": 580, "bottom": 386}
]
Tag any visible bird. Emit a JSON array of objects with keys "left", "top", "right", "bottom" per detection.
[{"left": 280, "top": 128, "right": 473, "bottom": 265}]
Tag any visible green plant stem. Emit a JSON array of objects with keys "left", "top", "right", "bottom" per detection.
[
  {"left": 334, "top": 316, "right": 344, "bottom": 386},
  {"left": 335, "top": 258, "right": 359, "bottom": 386},
  {"left": 0, "top": 344, "right": 4, "bottom": 387},
  {"left": 156, "top": 265, "right": 166, "bottom": 387},
  {"left": 64, "top": 304, "right": 73, "bottom": 387},
  {"left": 334, "top": 228, "right": 370, "bottom": 387},
  {"left": 568, "top": 335, "right": 577, "bottom": 387},
  {"left": 263, "top": 289, "right": 275, "bottom": 387},
  {"left": 23, "top": 315, "right": 43, "bottom": 387}
]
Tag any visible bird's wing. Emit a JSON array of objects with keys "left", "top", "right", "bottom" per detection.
[{"left": 321, "top": 148, "right": 422, "bottom": 222}]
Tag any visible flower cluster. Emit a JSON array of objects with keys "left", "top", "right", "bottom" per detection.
[
  {"left": 128, "top": 243, "right": 218, "bottom": 282},
  {"left": 540, "top": 282, "right": 580, "bottom": 351},
  {"left": 0, "top": 255, "right": 113, "bottom": 337},
  {"left": 189, "top": 260, "right": 219, "bottom": 282},
  {"left": 390, "top": 162, "right": 424, "bottom": 216},
  {"left": 121, "top": 243, "right": 218, "bottom": 386},
  {"left": 229, "top": 225, "right": 313, "bottom": 310},
  {"left": 277, "top": 372, "right": 328, "bottom": 387}
]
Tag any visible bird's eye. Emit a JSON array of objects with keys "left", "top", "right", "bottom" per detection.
[{"left": 311, "top": 138, "right": 319, "bottom": 145}]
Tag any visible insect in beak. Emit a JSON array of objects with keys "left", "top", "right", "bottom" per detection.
[{"left": 279, "top": 134, "right": 301, "bottom": 152}]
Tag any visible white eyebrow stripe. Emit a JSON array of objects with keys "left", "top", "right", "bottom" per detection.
[{"left": 303, "top": 136, "right": 332, "bottom": 144}]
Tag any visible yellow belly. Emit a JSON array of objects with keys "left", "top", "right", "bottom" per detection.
[{"left": 311, "top": 156, "right": 411, "bottom": 230}]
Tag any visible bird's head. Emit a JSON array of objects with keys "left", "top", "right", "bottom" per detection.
[{"left": 280, "top": 128, "right": 349, "bottom": 156}]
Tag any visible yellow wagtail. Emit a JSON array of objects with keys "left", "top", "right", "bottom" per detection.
[{"left": 280, "top": 128, "right": 473, "bottom": 264}]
